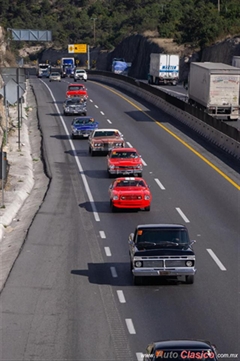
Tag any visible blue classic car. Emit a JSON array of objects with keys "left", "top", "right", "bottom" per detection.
[{"left": 71, "top": 116, "right": 99, "bottom": 139}]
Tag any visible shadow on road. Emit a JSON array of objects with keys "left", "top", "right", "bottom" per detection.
[{"left": 71, "top": 263, "right": 184, "bottom": 287}]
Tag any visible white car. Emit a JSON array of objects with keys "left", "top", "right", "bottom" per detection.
[
  {"left": 49, "top": 72, "right": 61, "bottom": 82},
  {"left": 74, "top": 69, "right": 87, "bottom": 82}
]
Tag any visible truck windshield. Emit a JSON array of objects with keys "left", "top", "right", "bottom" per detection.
[{"left": 136, "top": 228, "right": 190, "bottom": 245}]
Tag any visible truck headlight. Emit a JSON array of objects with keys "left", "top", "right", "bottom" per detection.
[
  {"left": 109, "top": 165, "right": 115, "bottom": 169},
  {"left": 144, "top": 195, "right": 150, "bottom": 200},
  {"left": 113, "top": 195, "right": 119, "bottom": 200},
  {"left": 186, "top": 260, "right": 194, "bottom": 267},
  {"left": 134, "top": 261, "right": 142, "bottom": 268}
]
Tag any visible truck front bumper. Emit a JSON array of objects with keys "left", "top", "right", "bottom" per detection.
[{"left": 132, "top": 268, "right": 196, "bottom": 277}]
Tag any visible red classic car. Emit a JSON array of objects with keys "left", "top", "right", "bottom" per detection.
[
  {"left": 66, "top": 83, "right": 88, "bottom": 98},
  {"left": 109, "top": 177, "right": 152, "bottom": 212},
  {"left": 107, "top": 147, "right": 143, "bottom": 178}
]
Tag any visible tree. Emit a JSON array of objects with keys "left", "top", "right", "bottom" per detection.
[{"left": 176, "top": 0, "right": 222, "bottom": 49}]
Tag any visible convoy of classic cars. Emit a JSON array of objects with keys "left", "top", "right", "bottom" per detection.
[
  {"left": 44, "top": 71, "right": 213, "bottom": 358},
  {"left": 61, "top": 78, "right": 197, "bottom": 288}
]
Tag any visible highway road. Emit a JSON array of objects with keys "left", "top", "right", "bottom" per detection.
[{"left": 1, "top": 77, "right": 239, "bottom": 360}]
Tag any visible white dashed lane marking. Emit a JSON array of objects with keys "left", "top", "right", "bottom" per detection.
[
  {"left": 99, "top": 231, "right": 106, "bottom": 238},
  {"left": 136, "top": 353, "right": 144, "bottom": 361},
  {"left": 110, "top": 266, "right": 118, "bottom": 278},
  {"left": 176, "top": 207, "right": 190, "bottom": 223},
  {"left": 207, "top": 249, "right": 227, "bottom": 271},
  {"left": 95, "top": 104, "right": 98, "bottom": 108},
  {"left": 104, "top": 247, "right": 111, "bottom": 256},
  {"left": 154, "top": 178, "right": 165, "bottom": 190},
  {"left": 117, "top": 290, "right": 126, "bottom": 303},
  {"left": 107, "top": 119, "right": 112, "bottom": 124},
  {"left": 125, "top": 318, "right": 136, "bottom": 334},
  {"left": 100, "top": 111, "right": 105, "bottom": 115},
  {"left": 126, "top": 142, "right": 147, "bottom": 166}
]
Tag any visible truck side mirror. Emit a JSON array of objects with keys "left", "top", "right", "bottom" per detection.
[{"left": 128, "top": 233, "right": 134, "bottom": 244}]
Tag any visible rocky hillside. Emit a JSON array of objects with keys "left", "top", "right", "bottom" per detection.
[{"left": 99, "top": 33, "right": 240, "bottom": 81}]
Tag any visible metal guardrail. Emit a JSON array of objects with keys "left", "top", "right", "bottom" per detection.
[{"left": 87, "top": 70, "right": 240, "bottom": 143}]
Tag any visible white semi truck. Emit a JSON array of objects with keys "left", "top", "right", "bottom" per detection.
[
  {"left": 188, "top": 62, "right": 240, "bottom": 120},
  {"left": 148, "top": 53, "right": 179, "bottom": 86},
  {"left": 38, "top": 63, "right": 51, "bottom": 78},
  {"left": 232, "top": 56, "right": 240, "bottom": 104}
]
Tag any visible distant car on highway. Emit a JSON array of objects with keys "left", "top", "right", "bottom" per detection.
[
  {"left": 88, "top": 129, "right": 125, "bottom": 156},
  {"left": 128, "top": 224, "right": 196, "bottom": 285},
  {"left": 143, "top": 339, "right": 218, "bottom": 360},
  {"left": 49, "top": 72, "right": 61, "bottom": 82},
  {"left": 107, "top": 147, "right": 143, "bottom": 178},
  {"left": 74, "top": 68, "right": 87, "bottom": 82},
  {"left": 66, "top": 83, "right": 88, "bottom": 98},
  {"left": 109, "top": 177, "right": 152, "bottom": 212},
  {"left": 71, "top": 116, "right": 98, "bottom": 139},
  {"left": 63, "top": 97, "right": 87, "bottom": 116}
]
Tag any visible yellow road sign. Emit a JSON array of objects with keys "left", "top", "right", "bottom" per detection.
[
  {"left": 68, "top": 44, "right": 87, "bottom": 53},
  {"left": 68, "top": 44, "right": 74, "bottom": 53}
]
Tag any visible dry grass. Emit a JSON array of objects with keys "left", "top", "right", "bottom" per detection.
[{"left": 151, "top": 38, "right": 190, "bottom": 55}]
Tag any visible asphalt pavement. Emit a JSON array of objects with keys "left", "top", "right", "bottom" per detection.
[{"left": 0, "top": 81, "right": 49, "bottom": 291}]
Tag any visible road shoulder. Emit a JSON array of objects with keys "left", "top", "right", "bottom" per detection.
[{"left": 0, "top": 81, "right": 49, "bottom": 292}]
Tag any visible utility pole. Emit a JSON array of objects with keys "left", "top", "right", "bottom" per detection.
[
  {"left": 218, "top": 0, "right": 220, "bottom": 12},
  {"left": 91, "top": 18, "right": 97, "bottom": 46}
]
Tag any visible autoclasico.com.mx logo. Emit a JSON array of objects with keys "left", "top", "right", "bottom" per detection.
[{"left": 146, "top": 350, "right": 239, "bottom": 359}]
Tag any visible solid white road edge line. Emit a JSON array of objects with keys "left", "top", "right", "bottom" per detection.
[
  {"left": 154, "top": 178, "right": 165, "bottom": 190},
  {"left": 104, "top": 247, "right": 111, "bottom": 256},
  {"left": 99, "top": 230, "right": 106, "bottom": 238},
  {"left": 117, "top": 290, "right": 126, "bottom": 303},
  {"left": 110, "top": 266, "right": 118, "bottom": 277},
  {"left": 207, "top": 249, "right": 227, "bottom": 271},
  {"left": 125, "top": 318, "right": 136, "bottom": 334},
  {"left": 176, "top": 207, "right": 190, "bottom": 223},
  {"left": 42, "top": 81, "right": 100, "bottom": 222}
]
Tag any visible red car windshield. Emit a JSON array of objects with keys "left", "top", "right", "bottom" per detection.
[
  {"left": 68, "top": 86, "right": 85, "bottom": 91},
  {"left": 111, "top": 151, "right": 138, "bottom": 158},
  {"left": 115, "top": 180, "right": 145, "bottom": 187}
]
